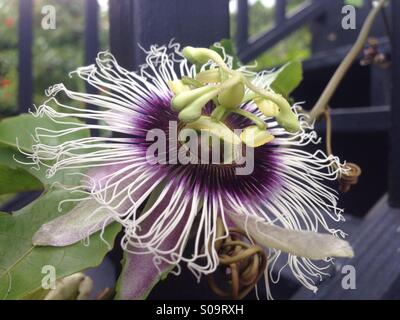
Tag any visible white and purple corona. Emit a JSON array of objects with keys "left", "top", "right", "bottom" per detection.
[{"left": 24, "top": 43, "right": 353, "bottom": 299}]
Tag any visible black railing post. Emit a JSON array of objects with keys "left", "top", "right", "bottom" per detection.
[
  {"left": 109, "top": 0, "right": 230, "bottom": 70},
  {"left": 275, "top": 0, "right": 287, "bottom": 26},
  {"left": 389, "top": 0, "right": 400, "bottom": 207},
  {"left": 109, "top": 0, "right": 136, "bottom": 70},
  {"left": 236, "top": 0, "right": 249, "bottom": 52},
  {"left": 18, "top": 0, "right": 33, "bottom": 113},
  {"left": 84, "top": 0, "right": 99, "bottom": 134},
  {"left": 84, "top": 0, "right": 99, "bottom": 67}
]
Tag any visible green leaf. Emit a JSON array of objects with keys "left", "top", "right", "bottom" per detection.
[
  {"left": 210, "top": 39, "right": 240, "bottom": 69},
  {"left": 0, "top": 113, "right": 89, "bottom": 153},
  {"left": 0, "top": 164, "right": 43, "bottom": 195},
  {"left": 267, "top": 61, "right": 303, "bottom": 98},
  {"left": 0, "top": 145, "right": 83, "bottom": 189},
  {"left": 0, "top": 189, "right": 121, "bottom": 300},
  {"left": 0, "top": 145, "right": 44, "bottom": 195},
  {"left": 345, "top": 0, "right": 364, "bottom": 8},
  {"left": 209, "top": 40, "right": 302, "bottom": 98},
  {"left": 0, "top": 113, "right": 90, "bottom": 189},
  {"left": 21, "top": 288, "right": 49, "bottom": 300}
]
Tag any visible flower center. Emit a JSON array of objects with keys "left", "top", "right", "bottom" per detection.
[{"left": 177, "top": 116, "right": 243, "bottom": 165}]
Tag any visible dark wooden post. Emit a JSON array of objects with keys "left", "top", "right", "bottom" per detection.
[
  {"left": 18, "top": 0, "right": 33, "bottom": 113},
  {"left": 275, "top": 0, "right": 286, "bottom": 26},
  {"left": 84, "top": 0, "right": 99, "bottom": 133},
  {"left": 109, "top": 0, "right": 230, "bottom": 70},
  {"left": 109, "top": 0, "right": 136, "bottom": 70},
  {"left": 84, "top": 0, "right": 99, "bottom": 67},
  {"left": 236, "top": 0, "right": 249, "bottom": 52},
  {"left": 389, "top": 0, "right": 400, "bottom": 207}
]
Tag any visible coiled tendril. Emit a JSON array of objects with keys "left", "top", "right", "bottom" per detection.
[{"left": 207, "top": 218, "right": 267, "bottom": 300}]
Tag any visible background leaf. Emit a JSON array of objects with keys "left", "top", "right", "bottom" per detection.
[
  {"left": 344, "top": 0, "right": 364, "bottom": 8},
  {"left": 265, "top": 61, "right": 303, "bottom": 98},
  {"left": 0, "top": 164, "right": 42, "bottom": 195},
  {"left": 0, "top": 189, "right": 121, "bottom": 300},
  {"left": 0, "top": 113, "right": 90, "bottom": 194},
  {"left": 0, "top": 145, "right": 83, "bottom": 189},
  {"left": 0, "top": 113, "right": 89, "bottom": 152},
  {"left": 209, "top": 41, "right": 302, "bottom": 98}
]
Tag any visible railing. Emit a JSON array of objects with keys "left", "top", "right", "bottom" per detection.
[
  {"left": 235, "top": 0, "right": 390, "bottom": 64},
  {"left": 16, "top": 0, "right": 99, "bottom": 114},
  {"left": 236, "top": 0, "right": 327, "bottom": 63},
  {"left": 0, "top": 0, "right": 99, "bottom": 211}
]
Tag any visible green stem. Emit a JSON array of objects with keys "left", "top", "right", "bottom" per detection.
[
  {"left": 181, "top": 76, "right": 204, "bottom": 88},
  {"left": 231, "top": 108, "right": 266, "bottom": 130},
  {"left": 243, "top": 78, "right": 299, "bottom": 132},
  {"left": 243, "top": 78, "right": 290, "bottom": 114},
  {"left": 211, "top": 105, "right": 228, "bottom": 121}
]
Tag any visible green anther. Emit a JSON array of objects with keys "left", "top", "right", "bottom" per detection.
[
  {"left": 255, "top": 99, "right": 280, "bottom": 117},
  {"left": 181, "top": 76, "right": 204, "bottom": 88},
  {"left": 178, "top": 89, "right": 219, "bottom": 123},
  {"left": 181, "top": 116, "right": 242, "bottom": 164},
  {"left": 276, "top": 113, "right": 300, "bottom": 133},
  {"left": 240, "top": 125, "right": 275, "bottom": 148},
  {"left": 181, "top": 115, "right": 242, "bottom": 146},
  {"left": 272, "top": 93, "right": 300, "bottom": 133},
  {"left": 168, "top": 80, "right": 190, "bottom": 95},
  {"left": 218, "top": 82, "right": 245, "bottom": 109},
  {"left": 242, "top": 91, "right": 258, "bottom": 103},
  {"left": 172, "top": 86, "right": 216, "bottom": 112},
  {"left": 243, "top": 78, "right": 300, "bottom": 133},
  {"left": 195, "top": 69, "right": 222, "bottom": 83}
]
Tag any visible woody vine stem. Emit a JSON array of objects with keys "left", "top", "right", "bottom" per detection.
[{"left": 309, "top": 0, "right": 388, "bottom": 122}]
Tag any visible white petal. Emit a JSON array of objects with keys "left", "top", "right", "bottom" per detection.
[
  {"left": 230, "top": 213, "right": 354, "bottom": 260},
  {"left": 33, "top": 199, "right": 112, "bottom": 246}
]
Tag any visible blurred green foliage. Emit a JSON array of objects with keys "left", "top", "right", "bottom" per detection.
[
  {"left": 0, "top": 1, "right": 18, "bottom": 114},
  {"left": 230, "top": 0, "right": 312, "bottom": 70},
  {"left": 0, "top": 0, "right": 311, "bottom": 114},
  {"left": 345, "top": 0, "right": 365, "bottom": 7},
  {"left": 0, "top": 0, "right": 108, "bottom": 114}
]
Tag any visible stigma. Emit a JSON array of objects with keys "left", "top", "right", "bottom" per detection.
[{"left": 167, "top": 46, "right": 300, "bottom": 148}]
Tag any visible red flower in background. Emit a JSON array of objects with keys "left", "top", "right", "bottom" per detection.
[
  {"left": 5, "top": 17, "right": 15, "bottom": 28},
  {"left": 0, "top": 79, "right": 11, "bottom": 87}
]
